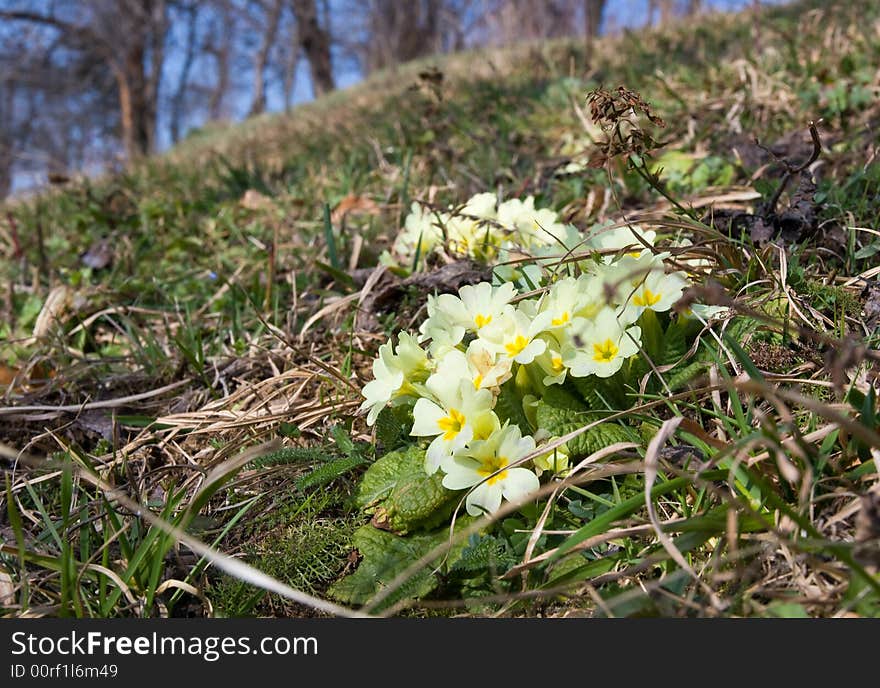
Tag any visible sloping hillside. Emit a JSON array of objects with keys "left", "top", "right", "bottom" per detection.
[{"left": 1, "top": 0, "right": 879, "bottom": 618}]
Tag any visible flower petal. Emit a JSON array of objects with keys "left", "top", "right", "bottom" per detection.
[
  {"left": 411, "top": 398, "right": 446, "bottom": 437},
  {"left": 466, "top": 481, "right": 503, "bottom": 516},
  {"left": 500, "top": 467, "right": 540, "bottom": 503},
  {"left": 441, "top": 457, "right": 482, "bottom": 490}
]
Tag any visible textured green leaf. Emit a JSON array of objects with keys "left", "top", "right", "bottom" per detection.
[
  {"left": 375, "top": 405, "right": 413, "bottom": 451},
  {"left": 663, "top": 317, "right": 688, "bottom": 365},
  {"left": 295, "top": 455, "right": 367, "bottom": 491},
  {"left": 328, "top": 525, "right": 443, "bottom": 608},
  {"left": 541, "top": 383, "right": 588, "bottom": 413},
  {"left": 329, "top": 519, "right": 475, "bottom": 609},
  {"left": 535, "top": 394, "right": 639, "bottom": 459},
  {"left": 355, "top": 445, "right": 457, "bottom": 534},
  {"left": 570, "top": 375, "right": 626, "bottom": 410},
  {"left": 666, "top": 360, "right": 707, "bottom": 391},
  {"left": 451, "top": 534, "right": 516, "bottom": 574}
]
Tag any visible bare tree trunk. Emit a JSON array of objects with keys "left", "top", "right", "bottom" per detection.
[
  {"left": 584, "top": 0, "right": 606, "bottom": 37},
  {"left": 0, "top": 161, "right": 10, "bottom": 199},
  {"left": 249, "top": 0, "right": 284, "bottom": 116},
  {"left": 112, "top": 0, "right": 166, "bottom": 159},
  {"left": 144, "top": 0, "right": 167, "bottom": 153},
  {"left": 292, "top": 0, "right": 335, "bottom": 97},
  {"left": 208, "top": 5, "right": 232, "bottom": 121},
  {"left": 282, "top": 43, "right": 300, "bottom": 111},
  {"left": 0, "top": 80, "right": 15, "bottom": 198},
  {"left": 170, "top": 3, "right": 199, "bottom": 143},
  {"left": 119, "top": 40, "right": 150, "bottom": 159},
  {"left": 0, "top": 136, "right": 11, "bottom": 198},
  {"left": 583, "top": 0, "right": 606, "bottom": 63}
]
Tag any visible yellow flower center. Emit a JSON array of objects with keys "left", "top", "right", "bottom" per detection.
[
  {"left": 551, "top": 356, "right": 565, "bottom": 373},
  {"left": 593, "top": 339, "right": 619, "bottom": 363},
  {"left": 474, "top": 313, "right": 492, "bottom": 329},
  {"left": 437, "top": 408, "right": 466, "bottom": 440},
  {"left": 473, "top": 374, "right": 483, "bottom": 389},
  {"left": 477, "top": 454, "right": 509, "bottom": 485},
  {"left": 633, "top": 288, "right": 661, "bottom": 307},
  {"left": 551, "top": 311, "right": 570, "bottom": 327},
  {"left": 505, "top": 335, "right": 529, "bottom": 358}
]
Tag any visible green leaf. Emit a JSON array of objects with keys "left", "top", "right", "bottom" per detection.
[
  {"left": 375, "top": 405, "right": 414, "bottom": 451},
  {"left": 295, "top": 455, "right": 367, "bottom": 491},
  {"left": 328, "top": 525, "right": 444, "bottom": 608},
  {"left": 541, "top": 383, "right": 588, "bottom": 412},
  {"left": 665, "top": 360, "right": 707, "bottom": 391},
  {"left": 753, "top": 178, "right": 777, "bottom": 198},
  {"left": 763, "top": 602, "right": 811, "bottom": 618},
  {"left": 853, "top": 243, "right": 880, "bottom": 260},
  {"left": 535, "top": 389, "right": 639, "bottom": 459},
  {"left": 570, "top": 376, "right": 607, "bottom": 410},
  {"left": 724, "top": 333, "right": 765, "bottom": 383},
  {"left": 322, "top": 202, "right": 340, "bottom": 270},
  {"left": 355, "top": 445, "right": 457, "bottom": 534},
  {"left": 451, "top": 534, "right": 516, "bottom": 575},
  {"left": 639, "top": 309, "right": 664, "bottom": 363},
  {"left": 330, "top": 425, "right": 356, "bottom": 455},
  {"left": 314, "top": 260, "right": 354, "bottom": 288},
  {"left": 663, "top": 317, "right": 688, "bottom": 365}
]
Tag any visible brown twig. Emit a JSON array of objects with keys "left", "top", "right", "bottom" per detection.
[{"left": 756, "top": 120, "right": 823, "bottom": 214}]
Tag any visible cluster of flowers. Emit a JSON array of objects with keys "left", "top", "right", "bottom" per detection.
[
  {"left": 362, "top": 201, "right": 702, "bottom": 517},
  {"left": 387, "top": 192, "right": 572, "bottom": 267}
]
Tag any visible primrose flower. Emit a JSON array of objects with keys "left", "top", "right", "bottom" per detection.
[
  {"left": 563, "top": 307, "right": 642, "bottom": 378},
  {"left": 524, "top": 208, "right": 570, "bottom": 248},
  {"left": 423, "top": 282, "right": 518, "bottom": 347},
  {"left": 672, "top": 238, "right": 713, "bottom": 271},
  {"left": 445, "top": 214, "right": 484, "bottom": 257},
  {"left": 431, "top": 344, "right": 512, "bottom": 393},
  {"left": 461, "top": 192, "right": 498, "bottom": 220},
  {"left": 613, "top": 257, "right": 690, "bottom": 321},
  {"left": 532, "top": 335, "right": 568, "bottom": 386},
  {"left": 532, "top": 442, "right": 571, "bottom": 476},
  {"left": 419, "top": 294, "right": 466, "bottom": 354},
  {"left": 497, "top": 196, "right": 568, "bottom": 249},
  {"left": 480, "top": 306, "right": 553, "bottom": 365},
  {"left": 494, "top": 223, "right": 586, "bottom": 289},
  {"left": 359, "top": 332, "right": 431, "bottom": 425},
  {"left": 539, "top": 275, "right": 605, "bottom": 330},
  {"left": 441, "top": 423, "right": 540, "bottom": 516},
  {"left": 497, "top": 197, "right": 536, "bottom": 232},
  {"left": 466, "top": 339, "right": 514, "bottom": 390},
  {"left": 393, "top": 203, "right": 443, "bottom": 260},
  {"left": 586, "top": 221, "right": 656, "bottom": 261},
  {"left": 411, "top": 379, "right": 499, "bottom": 474},
  {"left": 598, "top": 252, "right": 663, "bottom": 313}
]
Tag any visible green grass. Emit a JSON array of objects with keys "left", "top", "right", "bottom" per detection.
[{"left": 1, "top": 0, "right": 879, "bottom": 618}]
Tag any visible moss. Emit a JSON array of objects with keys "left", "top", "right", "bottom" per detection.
[
  {"left": 800, "top": 280, "right": 862, "bottom": 320},
  {"left": 211, "top": 488, "right": 361, "bottom": 617}
]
